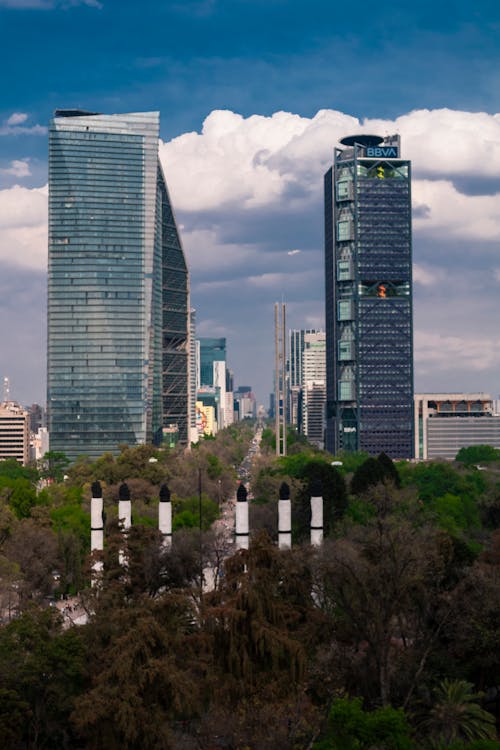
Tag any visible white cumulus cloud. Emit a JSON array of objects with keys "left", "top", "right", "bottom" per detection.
[{"left": 0, "top": 184, "right": 47, "bottom": 269}]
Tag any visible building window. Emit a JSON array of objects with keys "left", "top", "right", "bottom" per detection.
[
  {"left": 338, "top": 340, "right": 354, "bottom": 361},
  {"left": 337, "top": 220, "right": 352, "bottom": 241},
  {"left": 337, "top": 259, "right": 352, "bottom": 281},
  {"left": 336, "top": 180, "right": 352, "bottom": 201},
  {"left": 338, "top": 381, "right": 354, "bottom": 400},
  {"left": 338, "top": 300, "right": 353, "bottom": 321}
]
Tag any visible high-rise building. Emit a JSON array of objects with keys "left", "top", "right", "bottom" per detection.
[
  {"left": 288, "top": 329, "right": 318, "bottom": 428},
  {"left": 302, "top": 332, "right": 326, "bottom": 448},
  {"left": 198, "top": 338, "right": 226, "bottom": 387},
  {"left": 324, "top": 134, "right": 413, "bottom": 457},
  {"left": 47, "top": 110, "right": 188, "bottom": 459}
]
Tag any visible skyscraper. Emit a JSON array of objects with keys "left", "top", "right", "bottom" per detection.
[
  {"left": 302, "top": 331, "right": 326, "bottom": 449},
  {"left": 324, "top": 134, "right": 413, "bottom": 457},
  {"left": 198, "top": 338, "right": 226, "bottom": 387},
  {"left": 48, "top": 110, "right": 188, "bottom": 459}
]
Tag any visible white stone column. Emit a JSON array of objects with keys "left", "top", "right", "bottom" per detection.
[
  {"left": 310, "top": 478, "right": 324, "bottom": 547},
  {"left": 118, "top": 482, "right": 131, "bottom": 567},
  {"left": 278, "top": 481, "right": 292, "bottom": 549},
  {"left": 235, "top": 482, "right": 249, "bottom": 550},
  {"left": 159, "top": 484, "right": 172, "bottom": 549},
  {"left": 90, "top": 480, "right": 104, "bottom": 584}
]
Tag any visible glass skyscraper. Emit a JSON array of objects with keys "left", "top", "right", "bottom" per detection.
[
  {"left": 324, "top": 134, "right": 414, "bottom": 458},
  {"left": 47, "top": 110, "right": 188, "bottom": 459}
]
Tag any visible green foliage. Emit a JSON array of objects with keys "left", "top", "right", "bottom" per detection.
[
  {"left": 345, "top": 496, "right": 377, "bottom": 525},
  {"left": 0, "top": 477, "right": 40, "bottom": 519},
  {"left": 456, "top": 445, "right": 500, "bottom": 466},
  {"left": 378, "top": 451, "right": 401, "bottom": 487},
  {"left": 351, "top": 457, "right": 386, "bottom": 495},
  {"left": 418, "top": 679, "right": 497, "bottom": 745},
  {"left": 401, "top": 462, "right": 484, "bottom": 504},
  {"left": 0, "top": 608, "right": 86, "bottom": 749},
  {"left": 206, "top": 452, "right": 223, "bottom": 479},
  {"left": 173, "top": 495, "right": 219, "bottom": 531},
  {"left": 50, "top": 503, "right": 91, "bottom": 550},
  {"left": 431, "top": 493, "right": 480, "bottom": 534},
  {"left": 40, "top": 451, "right": 71, "bottom": 482},
  {"left": 315, "top": 696, "right": 414, "bottom": 750},
  {"left": 331, "top": 451, "right": 370, "bottom": 474},
  {"left": 0, "top": 458, "right": 38, "bottom": 483}
]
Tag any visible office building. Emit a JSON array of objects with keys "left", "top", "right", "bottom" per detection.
[
  {"left": 324, "top": 134, "right": 413, "bottom": 457},
  {"left": 288, "top": 329, "right": 319, "bottom": 428},
  {"left": 198, "top": 338, "right": 226, "bottom": 387},
  {"left": 0, "top": 402, "right": 30, "bottom": 465},
  {"left": 302, "top": 332, "right": 326, "bottom": 448},
  {"left": 188, "top": 309, "right": 199, "bottom": 444},
  {"left": 47, "top": 110, "right": 188, "bottom": 459},
  {"left": 414, "top": 393, "right": 500, "bottom": 460}
]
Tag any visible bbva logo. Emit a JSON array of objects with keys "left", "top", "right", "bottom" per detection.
[{"left": 366, "top": 146, "right": 398, "bottom": 158}]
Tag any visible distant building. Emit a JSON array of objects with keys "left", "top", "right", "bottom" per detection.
[
  {"left": 234, "top": 387, "right": 257, "bottom": 420},
  {"left": 325, "top": 134, "right": 413, "bottom": 457},
  {"left": 302, "top": 332, "right": 326, "bottom": 448},
  {"left": 198, "top": 338, "right": 226, "bottom": 387},
  {"left": 28, "top": 403, "right": 45, "bottom": 433},
  {"left": 288, "top": 329, "right": 319, "bottom": 429},
  {"left": 414, "top": 393, "right": 499, "bottom": 460},
  {"left": 188, "top": 310, "right": 199, "bottom": 444},
  {"left": 0, "top": 402, "right": 29, "bottom": 465},
  {"left": 47, "top": 110, "right": 189, "bottom": 459}
]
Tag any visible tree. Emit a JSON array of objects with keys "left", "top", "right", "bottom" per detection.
[
  {"left": 314, "top": 696, "right": 414, "bottom": 750},
  {"left": 418, "top": 679, "right": 496, "bottom": 745},
  {"left": 378, "top": 451, "right": 401, "bottom": 488},
  {"left": 456, "top": 445, "right": 500, "bottom": 466},
  {"left": 312, "top": 512, "right": 450, "bottom": 706},
  {"left": 72, "top": 594, "right": 204, "bottom": 749},
  {"left": 39, "top": 451, "right": 70, "bottom": 483},
  {"left": 350, "top": 457, "right": 386, "bottom": 495},
  {"left": 0, "top": 608, "right": 86, "bottom": 749}
]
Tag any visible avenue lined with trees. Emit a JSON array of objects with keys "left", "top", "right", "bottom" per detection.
[{"left": 0, "top": 422, "right": 500, "bottom": 748}]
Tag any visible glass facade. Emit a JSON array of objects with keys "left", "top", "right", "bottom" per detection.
[
  {"left": 325, "top": 135, "right": 414, "bottom": 458},
  {"left": 198, "top": 338, "right": 226, "bottom": 387},
  {"left": 47, "top": 111, "right": 188, "bottom": 459}
]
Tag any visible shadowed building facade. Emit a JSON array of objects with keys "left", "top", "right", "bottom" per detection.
[
  {"left": 324, "top": 134, "right": 413, "bottom": 457},
  {"left": 48, "top": 110, "right": 188, "bottom": 459}
]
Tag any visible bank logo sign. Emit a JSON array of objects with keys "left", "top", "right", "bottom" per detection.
[{"left": 366, "top": 146, "right": 399, "bottom": 158}]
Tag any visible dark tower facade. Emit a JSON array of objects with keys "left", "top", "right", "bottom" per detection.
[{"left": 324, "top": 134, "right": 413, "bottom": 457}]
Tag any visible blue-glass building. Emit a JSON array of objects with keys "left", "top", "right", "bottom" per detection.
[
  {"left": 47, "top": 110, "right": 189, "bottom": 459},
  {"left": 324, "top": 134, "right": 414, "bottom": 458},
  {"left": 198, "top": 337, "right": 226, "bottom": 387}
]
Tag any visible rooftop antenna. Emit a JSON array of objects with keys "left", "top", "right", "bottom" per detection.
[{"left": 3, "top": 376, "right": 10, "bottom": 402}]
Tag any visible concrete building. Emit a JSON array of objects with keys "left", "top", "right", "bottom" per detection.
[
  {"left": 47, "top": 110, "right": 189, "bottom": 459},
  {"left": 325, "top": 134, "right": 413, "bottom": 457},
  {"left": 414, "top": 393, "right": 500, "bottom": 460},
  {"left": 0, "top": 402, "right": 30, "bottom": 465}
]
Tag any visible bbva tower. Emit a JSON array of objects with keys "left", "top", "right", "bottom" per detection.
[
  {"left": 324, "top": 134, "right": 414, "bottom": 458},
  {"left": 47, "top": 111, "right": 189, "bottom": 459}
]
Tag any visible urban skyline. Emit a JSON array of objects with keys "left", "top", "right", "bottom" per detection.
[{"left": 0, "top": 1, "right": 500, "bottom": 409}]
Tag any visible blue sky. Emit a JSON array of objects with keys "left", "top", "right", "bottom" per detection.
[{"left": 1, "top": 0, "right": 500, "bottom": 406}]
